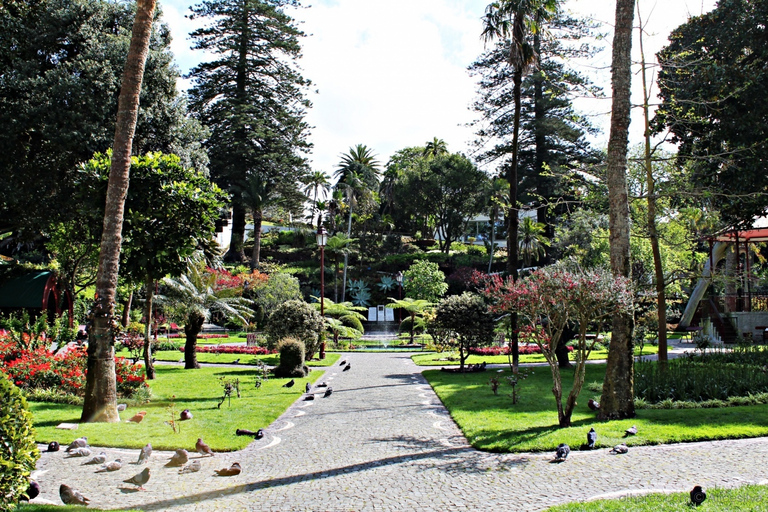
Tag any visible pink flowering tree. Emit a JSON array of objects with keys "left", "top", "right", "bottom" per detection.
[{"left": 481, "top": 266, "right": 633, "bottom": 427}]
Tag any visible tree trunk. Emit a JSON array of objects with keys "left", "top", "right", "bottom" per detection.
[
  {"left": 142, "top": 278, "right": 155, "bottom": 380},
  {"left": 342, "top": 207, "right": 353, "bottom": 302},
  {"left": 224, "top": 199, "right": 246, "bottom": 262},
  {"left": 184, "top": 311, "right": 204, "bottom": 369},
  {"left": 410, "top": 312, "right": 416, "bottom": 344},
  {"left": 532, "top": 31, "right": 554, "bottom": 265},
  {"left": 251, "top": 207, "right": 263, "bottom": 270},
  {"left": 121, "top": 291, "right": 133, "bottom": 328},
  {"left": 81, "top": 0, "right": 156, "bottom": 423},
  {"left": 600, "top": 0, "right": 636, "bottom": 421}
]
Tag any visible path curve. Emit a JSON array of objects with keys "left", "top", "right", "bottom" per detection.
[{"left": 32, "top": 352, "right": 768, "bottom": 511}]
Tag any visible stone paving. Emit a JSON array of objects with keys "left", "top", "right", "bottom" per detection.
[{"left": 31, "top": 352, "right": 768, "bottom": 511}]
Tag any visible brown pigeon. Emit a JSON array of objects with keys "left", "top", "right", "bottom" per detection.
[
  {"left": 215, "top": 462, "right": 242, "bottom": 476},
  {"left": 166, "top": 449, "right": 189, "bottom": 467},
  {"left": 60, "top": 484, "right": 89, "bottom": 505},
  {"left": 179, "top": 409, "right": 192, "bottom": 421},
  {"left": 123, "top": 467, "right": 150, "bottom": 490},
  {"left": 196, "top": 437, "right": 214, "bottom": 456},
  {"left": 137, "top": 443, "right": 152, "bottom": 464},
  {"left": 24, "top": 481, "right": 40, "bottom": 501},
  {"left": 588, "top": 399, "right": 600, "bottom": 411},
  {"left": 179, "top": 459, "right": 201, "bottom": 474},
  {"left": 66, "top": 437, "right": 88, "bottom": 452},
  {"left": 126, "top": 411, "right": 147, "bottom": 423}
]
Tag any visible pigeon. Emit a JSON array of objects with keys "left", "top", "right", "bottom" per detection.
[
  {"left": 83, "top": 452, "right": 107, "bottom": 465},
  {"left": 47, "top": 441, "right": 60, "bottom": 452},
  {"left": 66, "top": 447, "right": 91, "bottom": 458},
  {"left": 339, "top": 360, "right": 346, "bottom": 366},
  {"left": 24, "top": 480, "right": 40, "bottom": 501},
  {"left": 123, "top": 467, "right": 150, "bottom": 490},
  {"left": 690, "top": 485, "right": 707, "bottom": 506},
  {"left": 179, "top": 409, "right": 193, "bottom": 421},
  {"left": 137, "top": 443, "right": 152, "bottom": 464},
  {"left": 126, "top": 411, "right": 147, "bottom": 423},
  {"left": 215, "top": 462, "right": 242, "bottom": 476},
  {"left": 554, "top": 443, "right": 570, "bottom": 462},
  {"left": 196, "top": 438, "right": 214, "bottom": 456},
  {"left": 588, "top": 399, "right": 600, "bottom": 411},
  {"left": 624, "top": 425, "right": 638, "bottom": 437},
  {"left": 305, "top": 382, "right": 312, "bottom": 393},
  {"left": 316, "top": 382, "right": 328, "bottom": 388},
  {"left": 255, "top": 429, "right": 264, "bottom": 440},
  {"left": 324, "top": 387, "right": 333, "bottom": 398},
  {"left": 343, "top": 364, "right": 351, "bottom": 372},
  {"left": 60, "top": 484, "right": 89, "bottom": 505},
  {"left": 609, "top": 443, "right": 629, "bottom": 454},
  {"left": 66, "top": 437, "right": 88, "bottom": 452},
  {"left": 97, "top": 458, "right": 123, "bottom": 472},
  {"left": 304, "top": 394, "right": 315, "bottom": 401},
  {"left": 283, "top": 379, "right": 295, "bottom": 388},
  {"left": 232, "top": 358, "right": 240, "bottom": 364},
  {"left": 587, "top": 428, "right": 597, "bottom": 449},
  {"left": 179, "top": 459, "right": 201, "bottom": 474},
  {"left": 166, "top": 449, "right": 189, "bottom": 467},
  {"left": 117, "top": 403, "right": 127, "bottom": 412},
  {"left": 236, "top": 428, "right": 259, "bottom": 436}
]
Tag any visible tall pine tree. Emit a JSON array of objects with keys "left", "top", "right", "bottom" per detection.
[{"left": 187, "top": 0, "right": 312, "bottom": 264}]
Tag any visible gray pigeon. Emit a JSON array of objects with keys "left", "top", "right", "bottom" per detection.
[
  {"left": 283, "top": 379, "right": 295, "bottom": 388},
  {"left": 179, "top": 459, "right": 201, "bottom": 474},
  {"left": 343, "top": 364, "right": 351, "bottom": 372},
  {"left": 554, "top": 443, "right": 570, "bottom": 462},
  {"left": 67, "top": 447, "right": 91, "bottom": 458},
  {"left": 137, "top": 443, "right": 152, "bottom": 464},
  {"left": 124, "top": 467, "right": 150, "bottom": 490},
  {"left": 66, "top": 437, "right": 88, "bottom": 452},
  {"left": 305, "top": 382, "right": 311, "bottom": 393},
  {"left": 100, "top": 458, "right": 123, "bottom": 472},
  {"left": 60, "top": 484, "right": 89, "bottom": 505},
  {"left": 166, "top": 449, "right": 189, "bottom": 467},
  {"left": 339, "top": 360, "right": 346, "bottom": 366},
  {"left": 83, "top": 452, "right": 107, "bottom": 465},
  {"left": 324, "top": 387, "right": 333, "bottom": 398},
  {"left": 304, "top": 394, "right": 315, "bottom": 401},
  {"left": 316, "top": 382, "right": 328, "bottom": 388},
  {"left": 587, "top": 428, "right": 597, "bottom": 449},
  {"left": 610, "top": 443, "right": 629, "bottom": 454},
  {"left": 117, "top": 403, "right": 127, "bottom": 412},
  {"left": 624, "top": 425, "right": 638, "bottom": 437}
]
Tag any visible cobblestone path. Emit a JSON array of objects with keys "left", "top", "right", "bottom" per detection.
[{"left": 32, "top": 352, "right": 768, "bottom": 511}]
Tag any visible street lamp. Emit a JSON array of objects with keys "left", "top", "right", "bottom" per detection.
[
  {"left": 316, "top": 227, "right": 328, "bottom": 359},
  {"left": 395, "top": 271, "right": 403, "bottom": 323}
]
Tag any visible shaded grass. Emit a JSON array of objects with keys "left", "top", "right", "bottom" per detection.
[
  {"left": 30, "top": 365, "right": 325, "bottom": 452},
  {"left": 412, "top": 344, "right": 657, "bottom": 366},
  {"left": 544, "top": 484, "right": 768, "bottom": 511},
  {"left": 424, "top": 363, "right": 768, "bottom": 453},
  {"left": 116, "top": 349, "right": 340, "bottom": 367}
]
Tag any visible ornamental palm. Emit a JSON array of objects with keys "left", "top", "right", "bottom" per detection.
[
  {"left": 302, "top": 170, "right": 330, "bottom": 225},
  {"left": 160, "top": 255, "right": 252, "bottom": 369},
  {"left": 423, "top": 137, "right": 448, "bottom": 158},
  {"left": 386, "top": 298, "right": 434, "bottom": 344},
  {"left": 518, "top": 215, "right": 550, "bottom": 267}
]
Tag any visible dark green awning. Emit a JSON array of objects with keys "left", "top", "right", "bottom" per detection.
[{"left": 0, "top": 271, "right": 54, "bottom": 309}]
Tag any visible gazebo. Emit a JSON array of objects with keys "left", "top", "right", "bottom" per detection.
[{"left": 0, "top": 271, "right": 73, "bottom": 326}]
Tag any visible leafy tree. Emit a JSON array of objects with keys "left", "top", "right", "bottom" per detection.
[
  {"left": 79, "top": 152, "right": 226, "bottom": 379},
  {"left": 80, "top": 0, "right": 157, "bottom": 423},
  {"left": 403, "top": 260, "right": 448, "bottom": 303},
  {"left": 187, "top": 0, "right": 312, "bottom": 263},
  {"left": 386, "top": 298, "right": 434, "bottom": 344},
  {"left": 435, "top": 293, "right": 495, "bottom": 371},
  {"left": 253, "top": 272, "right": 302, "bottom": 321},
  {"left": 161, "top": 258, "right": 252, "bottom": 369},
  {"left": 601, "top": 0, "right": 635, "bottom": 421},
  {"left": 656, "top": 0, "right": 768, "bottom": 227},
  {"left": 0, "top": 0, "right": 201, "bottom": 237}
]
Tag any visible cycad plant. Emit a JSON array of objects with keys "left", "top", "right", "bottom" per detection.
[{"left": 161, "top": 255, "right": 252, "bottom": 369}]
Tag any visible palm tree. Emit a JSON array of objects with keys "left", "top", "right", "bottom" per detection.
[
  {"left": 486, "top": 177, "right": 509, "bottom": 272},
  {"left": 518, "top": 216, "right": 550, "bottom": 267},
  {"left": 386, "top": 298, "right": 434, "bottom": 344},
  {"left": 325, "top": 233, "right": 355, "bottom": 302},
  {"left": 161, "top": 256, "right": 252, "bottom": 369},
  {"left": 237, "top": 173, "right": 278, "bottom": 270},
  {"left": 311, "top": 298, "right": 367, "bottom": 338},
  {"left": 423, "top": 137, "right": 448, "bottom": 158},
  {"left": 302, "top": 170, "right": 330, "bottom": 226},
  {"left": 81, "top": 0, "right": 157, "bottom": 423}
]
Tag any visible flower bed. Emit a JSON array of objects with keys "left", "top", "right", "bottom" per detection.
[
  {"left": 165, "top": 333, "right": 230, "bottom": 339},
  {"left": 179, "top": 344, "right": 275, "bottom": 355},
  {"left": 469, "top": 344, "right": 574, "bottom": 356},
  {"left": 0, "top": 336, "right": 145, "bottom": 398}
]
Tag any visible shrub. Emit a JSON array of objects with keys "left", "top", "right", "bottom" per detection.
[
  {"left": 264, "top": 299, "right": 324, "bottom": 359},
  {"left": 0, "top": 377, "right": 39, "bottom": 510},
  {"left": 274, "top": 337, "right": 308, "bottom": 378},
  {"left": 399, "top": 316, "right": 426, "bottom": 335},
  {"left": 403, "top": 260, "right": 448, "bottom": 302},
  {"left": 435, "top": 292, "right": 495, "bottom": 370}
]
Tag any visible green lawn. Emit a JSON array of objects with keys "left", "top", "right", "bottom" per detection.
[
  {"left": 423, "top": 363, "right": 768, "bottom": 453},
  {"left": 30, "top": 365, "right": 325, "bottom": 452},
  {"left": 116, "top": 349, "right": 340, "bottom": 367},
  {"left": 544, "top": 484, "right": 768, "bottom": 511},
  {"left": 412, "top": 344, "right": 658, "bottom": 366}
]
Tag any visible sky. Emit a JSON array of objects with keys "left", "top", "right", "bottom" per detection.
[{"left": 160, "top": 0, "right": 718, "bottom": 178}]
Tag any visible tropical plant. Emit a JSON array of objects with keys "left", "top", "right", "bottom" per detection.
[
  {"left": 325, "top": 233, "right": 356, "bottom": 302},
  {"left": 303, "top": 170, "right": 331, "bottom": 226},
  {"left": 387, "top": 298, "right": 434, "bottom": 344},
  {"left": 402, "top": 260, "right": 448, "bottom": 303},
  {"left": 161, "top": 255, "right": 253, "bottom": 369},
  {"left": 518, "top": 216, "right": 550, "bottom": 266},
  {"left": 324, "top": 317, "right": 362, "bottom": 347},
  {"left": 423, "top": 137, "right": 448, "bottom": 158},
  {"left": 347, "top": 279, "right": 372, "bottom": 307},
  {"left": 377, "top": 275, "right": 398, "bottom": 293}
]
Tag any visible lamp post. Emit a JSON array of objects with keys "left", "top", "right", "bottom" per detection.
[
  {"left": 316, "top": 227, "right": 328, "bottom": 359},
  {"left": 395, "top": 271, "right": 403, "bottom": 323}
]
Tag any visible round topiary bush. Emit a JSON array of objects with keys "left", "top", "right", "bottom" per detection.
[
  {"left": 274, "top": 337, "right": 308, "bottom": 378},
  {"left": 264, "top": 299, "right": 324, "bottom": 359},
  {"left": 0, "top": 377, "right": 39, "bottom": 510}
]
